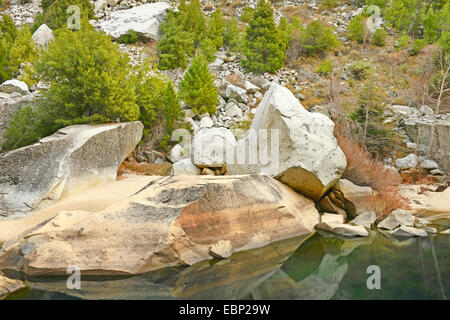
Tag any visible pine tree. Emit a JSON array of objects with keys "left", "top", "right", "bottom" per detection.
[
  {"left": 179, "top": 54, "right": 218, "bottom": 115},
  {"left": 223, "top": 17, "right": 241, "bottom": 52},
  {"left": 206, "top": 8, "right": 226, "bottom": 49},
  {"left": 180, "top": 0, "right": 207, "bottom": 46},
  {"left": 162, "top": 82, "right": 184, "bottom": 135},
  {"left": 157, "top": 10, "right": 195, "bottom": 70},
  {"left": 241, "top": 0, "right": 284, "bottom": 73}
]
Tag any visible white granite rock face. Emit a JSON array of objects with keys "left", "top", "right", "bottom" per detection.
[{"left": 97, "top": 2, "right": 171, "bottom": 40}]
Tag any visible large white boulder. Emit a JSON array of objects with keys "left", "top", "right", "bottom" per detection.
[
  {"left": 32, "top": 24, "right": 54, "bottom": 48},
  {"left": 192, "top": 127, "right": 237, "bottom": 168},
  {"left": 0, "top": 79, "right": 29, "bottom": 95},
  {"left": 228, "top": 83, "right": 347, "bottom": 201},
  {"left": 97, "top": 2, "right": 171, "bottom": 40},
  {"left": 0, "top": 122, "right": 143, "bottom": 218}
]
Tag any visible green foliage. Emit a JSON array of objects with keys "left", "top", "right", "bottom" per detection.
[
  {"left": 0, "top": 16, "right": 37, "bottom": 82},
  {"left": 278, "top": 17, "right": 293, "bottom": 54},
  {"left": 409, "top": 38, "right": 427, "bottom": 55},
  {"left": 298, "top": 20, "right": 339, "bottom": 56},
  {"left": 440, "top": 31, "right": 450, "bottom": 53},
  {"left": 35, "top": 23, "right": 139, "bottom": 128},
  {"left": 322, "top": 0, "right": 338, "bottom": 8},
  {"left": 316, "top": 59, "right": 333, "bottom": 75},
  {"left": 240, "top": 6, "right": 255, "bottom": 22},
  {"left": 396, "top": 32, "right": 411, "bottom": 49},
  {"left": 157, "top": 10, "right": 195, "bottom": 70},
  {"left": 158, "top": 2, "right": 224, "bottom": 70},
  {"left": 1, "top": 104, "right": 54, "bottom": 152},
  {"left": 242, "top": 0, "right": 285, "bottom": 73},
  {"left": 200, "top": 37, "right": 218, "bottom": 62},
  {"left": 384, "top": 0, "right": 424, "bottom": 33},
  {"left": 179, "top": 54, "right": 218, "bottom": 115},
  {"left": 223, "top": 17, "right": 241, "bottom": 52},
  {"left": 350, "top": 82, "right": 394, "bottom": 157},
  {"left": 348, "top": 15, "right": 366, "bottom": 43},
  {"left": 180, "top": 0, "right": 206, "bottom": 46},
  {"left": 372, "top": 28, "right": 387, "bottom": 46},
  {"left": 206, "top": 8, "right": 226, "bottom": 49},
  {"left": 41, "top": 0, "right": 55, "bottom": 11},
  {"left": 31, "top": 13, "right": 45, "bottom": 34},
  {"left": 348, "top": 61, "right": 372, "bottom": 80},
  {"left": 423, "top": 2, "right": 450, "bottom": 44},
  {"left": 42, "top": 0, "right": 95, "bottom": 30},
  {"left": 134, "top": 65, "right": 183, "bottom": 138},
  {"left": 117, "top": 30, "right": 141, "bottom": 44}
]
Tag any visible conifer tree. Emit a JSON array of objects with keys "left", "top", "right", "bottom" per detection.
[
  {"left": 157, "top": 10, "right": 195, "bottom": 70},
  {"left": 207, "top": 8, "right": 226, "bottom": 49},
  {"left": 180, "top": 0, "right": 207, "bottom": 46},
  {"left": 241, "top": 0, "right": 284, "bottom": 73},
  {"left": 179, "top": 54, "right": 218, "bottom": 115},
  {"left": 223, "top": 17, "right": 241, "bottom": 52}
]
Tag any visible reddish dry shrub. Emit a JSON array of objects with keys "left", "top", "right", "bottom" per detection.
[
  {"left": 335, "top": 122, "right": 408, "bottom": 217},
  {"left": 117, "top": 158, "right": 172, "bottom": 179},
  {"left": 335, "top": 122, "right": 401, "bottom": 190},
  {"left": 365, "top": 188, "right": 410, "bottom": 221}
]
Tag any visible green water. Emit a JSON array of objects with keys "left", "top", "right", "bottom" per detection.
[{"left": 4, "top": 225, "right": 450, "bottom": 300}]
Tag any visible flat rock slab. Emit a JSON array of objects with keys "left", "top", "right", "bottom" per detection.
[
  {"left": 315, "top": 222, "right": 369, "bottom": 238},
  {"left": 0, "top": 174, "right": 319, "bottom": 276},
  {"left": 0, "top": 122, "right": 143, "bottom": 217}
]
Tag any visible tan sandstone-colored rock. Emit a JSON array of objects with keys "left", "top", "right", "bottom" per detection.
[
  {"left": 334, "top": 179, "right": 376, "bottom": 218},
  {"left": 0, "top": 122, "right": 143, "bottom": 218},
  {"left": 0, "top": 271, "right": 25, "bottom": 299},
  {"left": 0, "top": 174, "right": 319, "bottom": 276}
]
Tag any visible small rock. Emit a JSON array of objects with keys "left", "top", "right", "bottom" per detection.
[
  {"left": 244, "top": 80, "right": 260, "bottom": 94},
  {"left": 396, "top": 154, "right": 419, "bottom": 170},
  {"left": 441, "top": 229, "right": 450, "bottom": 235},
  {"left": 350, "top": 211, "right": 376, "bottom": 228},
  {"left": 32, "top": 24, "right": 54, "bottom": 48},
  {"left": 201, "top": 168, "right": 215, "bottom": 175},
  {"left": 419, "top": 105, "right": 434, "bottom": 115},
  {"left": 378, "top": 209, "right": 415, "bottom": 230},
  {"left": 209, "top": 240, "right": 233, "bottom": 259},
  {"left": 200, "top": 115, "right": 214, "bottom": 128},
  {"left": 422, "top": 226, "right": 437, "bottom": 234},
  {"left": 0, "top": 79, "right": 30, "bottom": 95},
  {"left": 389, "top": 226, "right": 427, "bottom": 237},
  {"left": 226, "top": 84, "right": 248, "bottom": 104}
]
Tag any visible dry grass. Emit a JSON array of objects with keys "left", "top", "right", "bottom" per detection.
[
  {"left": 365, "top": 189, "right": 410, "bottom": 221},
  {"left": 117, "top": 158, "right": 172, "bottom": 179}
]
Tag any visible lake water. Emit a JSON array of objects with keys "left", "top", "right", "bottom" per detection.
[{"left": 5, "top": 219, "right": 449, "bottom": 300}]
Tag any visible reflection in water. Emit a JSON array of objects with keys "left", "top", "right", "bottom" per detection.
[{"left": 5, "top": 229, "right": 449, "bottom": 300}]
